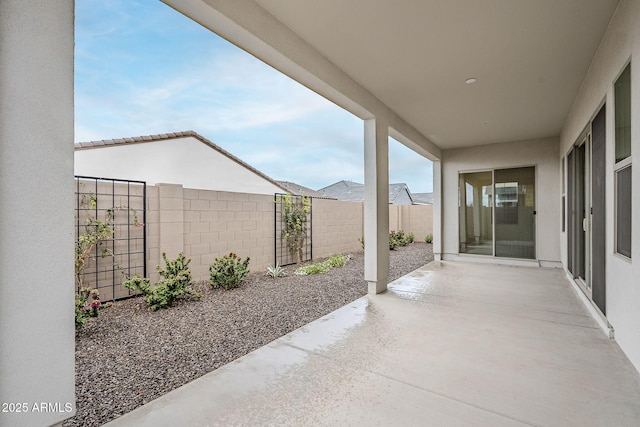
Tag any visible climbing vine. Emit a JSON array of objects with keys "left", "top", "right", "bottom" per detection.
[
  {"left": 279, "top": 193, "right": 311, "bottom": 264},
  {"left": 75, "top": 191, "right": 142, "bottom": 289}
]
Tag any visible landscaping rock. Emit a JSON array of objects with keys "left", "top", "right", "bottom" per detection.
[{"left": 65, "top": 243, "right": 433, "bottom": 427}]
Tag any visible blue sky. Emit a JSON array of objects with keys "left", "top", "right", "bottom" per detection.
[{"left": 75, "top": 0, "right": 433, "bottom": 193}]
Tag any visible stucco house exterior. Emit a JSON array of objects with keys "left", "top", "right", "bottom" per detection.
[
  {"left": 75, "top": 131, "right": 289, "bottom": 195},
  {"left": 3, "top": 1, "right": 640, "bottom": 425}
]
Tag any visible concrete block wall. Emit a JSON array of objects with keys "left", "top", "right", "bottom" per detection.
[
  {"left": 389, "top": 205, "right": 400, "bottom": 234},
  {"left": 150, "top": 188, "right": 433, "bottom": 281},
  {"left": 184, "top": 188, "right": 274, "bottom": 279},
  {"left": 79, "top": 183, "right": 433, "bottom": 289},
  {"left": 146, "top": 185, "right": 161, "bottom": 282},
  {"left": 158, "top": 184, "right": 185, "bottom": 265},
  {"left": 312, "top": 198, "right": 364, "bottom": 258},
  {"left": 149, "top": 185, "right": 275, "bottom": 281},
  {"left": 391, "top": 204, "right": 434, "bottom": 241}
]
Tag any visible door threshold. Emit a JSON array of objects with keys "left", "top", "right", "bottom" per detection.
[{"left": 565, "top": 270, "right": 613, "bottom": 338}]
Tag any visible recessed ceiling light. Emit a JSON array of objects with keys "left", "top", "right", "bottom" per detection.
[{"left": 465, "top": 78, "right": 477, "bottom": 84}]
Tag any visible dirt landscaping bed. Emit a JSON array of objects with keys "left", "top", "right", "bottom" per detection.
[{"left": 66, "top": 242, "right": 433, "bottom": 426}]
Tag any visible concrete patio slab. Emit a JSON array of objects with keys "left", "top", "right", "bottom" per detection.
[{"left": 105, "top": 261, "right": 640, "bottom": 426}]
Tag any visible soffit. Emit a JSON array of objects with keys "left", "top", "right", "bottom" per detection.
[{"left": 256, "top": 0, "right": 619, "bottom": 149}]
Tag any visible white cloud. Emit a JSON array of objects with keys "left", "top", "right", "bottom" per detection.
[
  {"left": 77, "top": 47, "right": 336, "bottom": 139},
  {"left": 74, "top": 0, "right": 432, "bottom": 193}
]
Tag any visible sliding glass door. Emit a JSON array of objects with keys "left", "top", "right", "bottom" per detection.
[
  {"left": 459, "top": 166, "right": 536, "bottom": 259},
  {"left": 495, "top": 167, "right": 536, "bottom": 258},
  {"left": 566, "top": 103, "right": 606, "bottom": 315},
  {"left": 459, "top": 171, "right": 493, "bottom": 255}
]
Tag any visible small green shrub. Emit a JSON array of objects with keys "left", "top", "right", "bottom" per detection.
[
  {"left": 209, "top": 252, "right": 250, "bottom": 290},
  {"left": 266, "top": 264, "right": 287, "bottom": 278},
  {"left": 75, "top": 287, "right": 110, "bottom": 328},
  {"left": 158, "top": 252, "right": 193, "bottom": 284},
  {"left": 296, "top": 262, "right": 331, "bottom": 276},
  {"left": 389, "top": 230, "right": 414, "bottom": 250},
  {"left": 295, "top": 254, "right": 350, "bottom": 275},
  {"left": 389, "top": 236, "right": 399, "bottom": 250},
  {"left": 123, "top": 252, "right": 201, "bottom": 311},
  {"left": 122, "top": 276, "right": 152, "bottom": 294},
  {"left": 425, "top": 234, "right": 433, "bottom": 243},
  {"left": 389, "top": 230, "right": 400, "bottom": 249},
  {"left": 325, "top": 254, "right": 350, "bottom": 268},
  {"left": 363, "top": 232, "right": 414, "bottom": 250},
  {"left": 295, "top": 262, "right": 330, "bottom": 275}
]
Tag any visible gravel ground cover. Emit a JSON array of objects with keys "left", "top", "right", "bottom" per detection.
[{"left": 66, "top": 242, "right": 433, "bottom": 427}]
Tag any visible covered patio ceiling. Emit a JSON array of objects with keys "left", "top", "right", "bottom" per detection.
[
  {"left": 170, "top": 0, "right": 620, "bottom": 151},
  {"left": 254, "top": 0, "right": 619, "bottom": 149}
]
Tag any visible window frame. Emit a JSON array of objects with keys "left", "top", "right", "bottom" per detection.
[
  {"left": 614, "top": 164, "right": 632, "bottom": 259},
  {"left": 613, "top": 60, "right": 632, "bottom": 260}
]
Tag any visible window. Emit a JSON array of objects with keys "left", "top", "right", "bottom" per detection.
[
  {"left": 614, "top": 62, "right": 632, "bottom": 258},
  {"left": 615, "top": 64, "right": 631, "bottom": 162},
  {"left": 616, "top": 165, "right": 632, "bottom": 258}
]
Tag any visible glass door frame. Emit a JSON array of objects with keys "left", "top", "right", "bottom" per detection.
[
  {"left": 568, "top": 128, "right": 593, "bottom": 297},
  {"left": 458, "top": 165, "right": 537, "bottom": 260},
  {"left": 458, "top": 169, "right": 495, "bottom": 256}
]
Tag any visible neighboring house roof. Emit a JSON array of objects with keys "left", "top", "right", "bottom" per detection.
[
  {"left": 317, "top": 180, "right": 415, "bottom": 205},
  {"left": 412, "top": 192, "right": 433, "bottom": 205},
  {"left": 317, "top": 180, "right": 365, "bottom": 201},
  {"left": 388, "top": 183, "right": 414, "bottom": 205},
  {"left": 74, "top": 130, "right": 290, "bottom": 194},
  {"left": 276, "top": 181, "right": 333, "bottom": 199}
]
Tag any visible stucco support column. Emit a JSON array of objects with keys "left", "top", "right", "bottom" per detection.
[
  {"left": 0, "top": 1, "right": 76, "bottom": 426},
  {"left": 433, "top": 161, "right": 443, "bottom": 261},
  {"left": 364, "top": 119, "right": 390, "bottom": 294}
]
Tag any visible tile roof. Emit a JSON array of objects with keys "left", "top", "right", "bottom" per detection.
[
  {"left": 317, "top": 180, "right": 415, "bottom": 204},
  {"left": 412, "top": 192, "right": 433, "bottom": 204},
  {"left": 388, "top": 183, "right": 414, "bottom": 204},
  {"left": 75, "top": 131, "right": 290, "bottom": 193},
  {"left": 317, "top": 180, "right": 365, "bottom": 201},
  {"left": 276, "top": 181, "right": 333, "bottom": 199}
]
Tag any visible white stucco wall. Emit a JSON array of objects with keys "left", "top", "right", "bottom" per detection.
[
  {"left": 441, "top": 137, "right": 561, "bottom": 265},
  {"left": 560, "top": 0, "right": 640, "bottom": 371},
  {"left": 75, "top": 136, "right": 285, "bottom": 195},
  {"left": 0, "top": 1, "right": 76, "bottom": 426}
]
